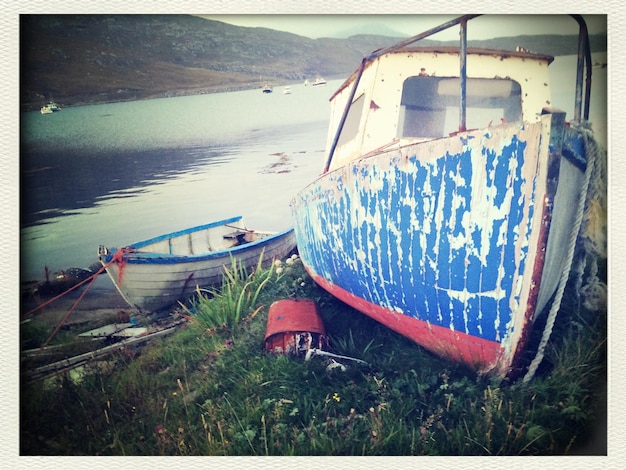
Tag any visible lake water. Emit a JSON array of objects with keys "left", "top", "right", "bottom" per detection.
[
  {"left": 20, "top": 80, "right": 342, "bottom": 283},
  {"left": 20, "top": 53, "right": 607, "bottom": 290}
]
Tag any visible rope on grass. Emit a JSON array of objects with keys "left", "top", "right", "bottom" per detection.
[
  {"left": 523, "top": 121, "right": 604, "bottom": 383},
  {"left": 36, "top": 269, "right": 103, "bottom": 355}
]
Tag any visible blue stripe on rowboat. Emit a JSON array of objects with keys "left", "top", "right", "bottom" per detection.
[{"left": 101, "top": 216, "right": 294, "bottom": 265}]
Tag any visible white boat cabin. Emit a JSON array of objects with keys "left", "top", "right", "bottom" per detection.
[{"left": 326, "top": 46, "right": 554, "bottom": 171}]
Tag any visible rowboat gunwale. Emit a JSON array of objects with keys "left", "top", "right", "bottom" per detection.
[{"left": 99, "top": 215, "right": 294, "bottom": 265}]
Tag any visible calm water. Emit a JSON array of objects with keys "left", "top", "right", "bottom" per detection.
[
  {"left": 20, "top": 81, "right": 342, "bottom": 283},
  {"left": 20, "top": 53, "right": 607, "bottom": 287}
]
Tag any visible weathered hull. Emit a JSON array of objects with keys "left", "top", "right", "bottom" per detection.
[
  {"left": 292, "top": 115, "right": 587, "bottom": 376},
  {"left": 99, "top": 218, "right": 296, "bottom": 313}
]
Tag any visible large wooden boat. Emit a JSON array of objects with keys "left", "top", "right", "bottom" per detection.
[{"left": 291, "top": 15, "right": 603, "bottom": 377}]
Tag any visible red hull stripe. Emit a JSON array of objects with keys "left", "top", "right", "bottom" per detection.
[{"left": 311, "top": 272, "right": 507, "bottom": 374}]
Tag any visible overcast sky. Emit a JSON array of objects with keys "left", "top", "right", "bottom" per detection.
[{"left": 200, "top": 14, "right": 607, "bottom": 41}]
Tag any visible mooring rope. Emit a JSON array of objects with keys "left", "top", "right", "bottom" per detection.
[
  {"left": 23, "top": 249, "right": 129, "bottom": 357},
  {"left": 576, "top": 123, "right": 608, "bottom": 312},
  {"left": 523, "top": 122, "right": 604, "bottom": 383},
  {"left": 36, "top": 267, "right": 103, "bottom": 355},
  {"left": 22, "top": 248, "right": 128, "bottom": 318},
  {"left": 22, "top": 265, "right": 106, "bottom": 318}
]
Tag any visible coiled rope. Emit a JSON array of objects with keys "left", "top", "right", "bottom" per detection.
[{"left": 523, "top": 122, "right": 606, "bottom": 383}]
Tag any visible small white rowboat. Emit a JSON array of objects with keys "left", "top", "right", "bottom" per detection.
[{"left": 98, "top": 216, "right": 296, "bottom": 312}]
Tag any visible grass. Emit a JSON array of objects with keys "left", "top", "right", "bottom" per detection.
[{"left": 19, "top": 254, "right": 607, "bottom": 456}]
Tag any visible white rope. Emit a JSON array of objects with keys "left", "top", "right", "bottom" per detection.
[
  {"left": 304, "top": 348, "right": 368, "bottom": 365},
  {"left": 579, "top": 124, "right": 608, "bottom": 312},
  {"left": 523, "top": 122, "right": 600, "bottom": 383}
]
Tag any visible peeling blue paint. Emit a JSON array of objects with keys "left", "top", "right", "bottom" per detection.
[{"left": 293, "top": 125, "right": 547, "bottom": 344}]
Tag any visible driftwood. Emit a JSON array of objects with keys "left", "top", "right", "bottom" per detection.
[{"left": 24, "top": 319, "right": 185, "bottom": 383}]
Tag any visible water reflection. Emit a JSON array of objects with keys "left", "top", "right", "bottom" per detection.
[{"left": 20, "top": 145, "right": 237, "bottom": 228}]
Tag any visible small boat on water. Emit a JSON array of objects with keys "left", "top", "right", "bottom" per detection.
[
  {"left": 40, "top": 102, "right": 61, "bottom": 114},
  {"left": 291, "top": 15, "right": 605, "bottom": 378},
  {"left": 262, "top": 83, "right": 273, "bottom": 93},
  {"left": 98, "top": 216, "right": 297, "bottom": 313},
  {"left": 283, "top": 86, "right": 292, "bottom": 94},
  {"left": 312, "top": 77, "right": 327, "bottom": 87}
]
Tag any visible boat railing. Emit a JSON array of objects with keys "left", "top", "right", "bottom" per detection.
[{"left": 323, "top": 14, "right": 593, "bottom": 173}]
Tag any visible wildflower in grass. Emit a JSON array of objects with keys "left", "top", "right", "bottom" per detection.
[
  {"left": 225, "top": 339, "right": 234, "bottom": 346},
  {"left": 286, "top": 257, "right": 294, "bottom": 266},
  {"left": 276, "top": 267, "right": 284, "bottom": 275},
  {"left": 333, "top": 392, "right": 341, "bottom": 402},
  {"left": 274, "top": 259, "right": 283, "bottom": 267}
]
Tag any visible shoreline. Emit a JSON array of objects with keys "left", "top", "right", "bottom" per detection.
[
  {"left": 20, "top": 73, "right": 347, "bottom": 112},
  {"left": 21, "top": 282, "right": 136, "bottom": 333},
  {"left": 20, "top": 82, "right": 266, "bottom": 113},
  {"left": 22, "top": 51, "right": 607, "bottom": 113}
]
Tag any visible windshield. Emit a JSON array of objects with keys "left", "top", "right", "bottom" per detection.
[{"left": 398, "top": 76, "right": 523, "bottom": 138}]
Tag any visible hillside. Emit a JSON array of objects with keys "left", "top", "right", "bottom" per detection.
[{"left": 20, "top": 15, "right": 607, "bottom": 111}]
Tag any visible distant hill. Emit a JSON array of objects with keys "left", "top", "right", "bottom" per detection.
[
  {"left": 20, "top": 14, "right": 607, "bottom": 111},
  {"left": 334, "top": 23, "right": 409, "bottom": 39}
]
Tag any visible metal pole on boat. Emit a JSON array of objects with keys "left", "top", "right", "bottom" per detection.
[
  {"left": 370, "top": 14, "right": 480, "bottom": 59},
  {"left": 570, "top": 15, "right": 592, "bottom": 122},
  {"left": 322, "top": 59, "right": 367, "bottom": 173},
  {"left": 322, "top": 15, "right": 484, "bottom": 173},
  {"left": 459, "top": 17, "right": 468, "bottom": 133}
]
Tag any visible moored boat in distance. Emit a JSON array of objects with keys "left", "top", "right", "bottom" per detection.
[
  {"left": 312, "top": 77, "right": 327, "bottom": 87},
  {"left": 283, "top": 86, "right": 292, "bottom": 94},
  {"left": 40, "top": 102, "right": 61, "bottom": 114},
  {"left": 262, "top": 83, "right": 273, "bottom": 93},
  {"left": 98, "top": 216, "right": 296, "bottom": 313},
  {"left": 291, "top": 15, "right": 605, "bottom": 379}
]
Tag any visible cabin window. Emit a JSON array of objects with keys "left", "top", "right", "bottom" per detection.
[
  {"left": 398, "top": 76, "right": 522, "bottom": 138},
  {"left": 337, "top": 93, "right": 366, "bottom": 146}
]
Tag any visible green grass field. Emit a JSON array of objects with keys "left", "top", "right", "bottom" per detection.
[{"left": 20, "top": 254, "right": 606, "bottom": 455}]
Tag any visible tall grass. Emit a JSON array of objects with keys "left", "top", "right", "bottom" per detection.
[
  {"left": 180, "top": 254, "right": 274, "bottom": 331},
  {"left": 20, "top": 254, "right": 607, "bottom": 455}
]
